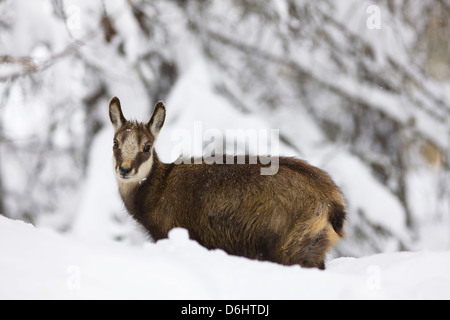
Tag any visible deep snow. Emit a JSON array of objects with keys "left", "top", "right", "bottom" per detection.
[{"left": 1, "top": 215, "right": 449, "bottom": 300}]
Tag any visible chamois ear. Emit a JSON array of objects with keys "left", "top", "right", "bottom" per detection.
[
  {"left": 148, "top": 101, "right": 166, "bottom": 137},
  {"left": 109, "top": 97, "right": 127, "bottom": 131}
]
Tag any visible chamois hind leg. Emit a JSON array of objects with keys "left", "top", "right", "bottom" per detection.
[
  {"left": 280, "top": 202, "right": 344, "bottom": 269},
  {"left": 280, "top": 208, "right": 338, "bottom": 269},
  {"left": 281, "top": 229, "right": 330, "bottom": 269}
]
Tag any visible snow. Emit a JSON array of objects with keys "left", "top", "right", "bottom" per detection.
[
  {"left": 70, "top": 128, "right": 123, "bottom": 240},
  {"left": 1, "top": 215, "right": 449, "bottom": 300},
  {"left": 327, "top": 152, "right": 409, "bottom": 240},
  {"left": 155, "top": 59, "right": 291, "bottom": 162}
]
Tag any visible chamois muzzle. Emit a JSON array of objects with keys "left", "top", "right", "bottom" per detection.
[{"left": 119, "top": 166, "right": 132, "bottom": 178}]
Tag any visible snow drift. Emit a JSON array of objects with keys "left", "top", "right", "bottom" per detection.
[{"left": 1, "top": 215, "right": 449, "bottom": 300}]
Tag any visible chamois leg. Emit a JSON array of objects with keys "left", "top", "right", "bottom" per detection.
[{"left": 281, "top": 229, "right": 330, "bottom": 269}]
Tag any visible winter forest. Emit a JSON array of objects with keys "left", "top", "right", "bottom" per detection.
[{"left": 1, "top": 0, "right": 450, "bottom": 299}]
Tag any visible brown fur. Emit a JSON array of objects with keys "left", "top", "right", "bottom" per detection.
[{"left": 109, "top": 97, "right": 347, "bottom": 269}]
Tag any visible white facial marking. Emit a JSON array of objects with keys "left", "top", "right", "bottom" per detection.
[{"left": 121, "top": 132, "right": 139, "bottom": 162}]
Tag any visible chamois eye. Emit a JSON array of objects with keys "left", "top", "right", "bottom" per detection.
[
  {"left": 143, "top": 145, "right": 151, "bottom": 152},
  {"left": 113, "top": 141, "right": 119, "bottom": 149}
]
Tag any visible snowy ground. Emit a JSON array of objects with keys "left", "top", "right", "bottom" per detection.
[{"left": 1, "top": 215, "right": 449, "bottom": 300}]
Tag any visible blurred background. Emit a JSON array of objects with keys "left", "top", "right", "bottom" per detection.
[{"left": 0, "top": 0, "right": 449, "bottom": 257}]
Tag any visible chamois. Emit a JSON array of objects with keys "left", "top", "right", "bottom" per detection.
[{"left": 109, "top": 97, "right": 346, "bottom": 269}]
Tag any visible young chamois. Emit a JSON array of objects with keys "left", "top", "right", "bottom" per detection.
[{"left": 109, "top": 97, "right": 346, "bottom": 269}]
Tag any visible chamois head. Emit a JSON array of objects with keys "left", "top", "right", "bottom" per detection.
[{"left": 109, "top": 97, "right": 166, "bottom": 183}]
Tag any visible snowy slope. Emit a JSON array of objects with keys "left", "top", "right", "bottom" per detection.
[{"left": 1, "top": 215, "right": 449, "bottom": 300}]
